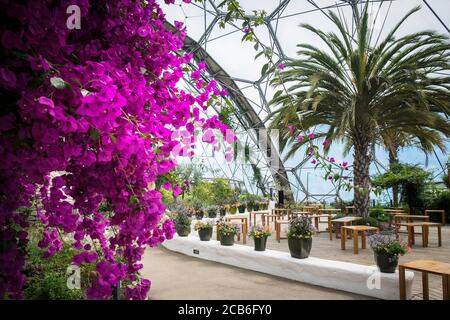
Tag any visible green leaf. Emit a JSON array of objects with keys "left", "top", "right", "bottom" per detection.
[
  {"left": 273, "top": 90, "right": 283, "bottom": 100},
  {"left": 261, "top": 63, "right": 269, "bottom": 77}
]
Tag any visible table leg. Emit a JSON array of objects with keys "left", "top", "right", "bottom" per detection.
[
  {"left": 422, "top": 226, "right": 427, "bottom": 248},
  {"left": 411, "top": 226, "right": 415, "bottom": 245},
  {"left": 422, "top": 272, "right": 429, "bottom": 300},
  {"left": 407, "top": 226, "right": 413, "bottom": 247},
  {"left": 353, "top": 231, "right": 358, "bottom": 254},
  {"left": 399, "top": 266, "right": 406, "bottom": 300},
  {"left": 329, "top": 218, "right": 332, "bottom": 241},
  {"left": 443, "top": 275, "right": 450, "bottom": 300},
  {"left": 314, "top": 216, "right": 319, "bottom": 231},
  {"left": 438, "top": 225, "right": 442, "bottom": 247},
  {"left": 361, "top": 231, "right": 366, "bottom": 249},
  {"left": 335, "top": 223, "right": 339, "bottom": 239},
  {"left": 341, "top": 227, "right": 346, "bottom": 250},
  {"left": 243, "top": 219, "right": 247, "bottom": 244},
  {"left": 276, "top": 222, "right": 280, "bottom": 243}
]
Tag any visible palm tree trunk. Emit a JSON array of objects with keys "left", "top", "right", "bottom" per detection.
[
  {"left": 388, "top": 148, "right": 399, "bottom": 207},
  {"left": 353, "top": 140, "right": 371, "bottom": 217}
]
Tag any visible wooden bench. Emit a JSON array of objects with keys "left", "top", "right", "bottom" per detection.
[{"left": 399, "top": 260, "right": 450, "bottom": 300}]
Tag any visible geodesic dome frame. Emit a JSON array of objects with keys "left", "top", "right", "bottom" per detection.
[{"left": 165, "top": 0, "right": 450, "bottom": 203}]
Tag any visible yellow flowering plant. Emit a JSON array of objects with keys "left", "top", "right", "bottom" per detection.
[
  {"left": 249, "top": 225, "right": 271, "bottom": 239},
  {"left": 194, "top": 220, "right": 214, "bottom": 231}
]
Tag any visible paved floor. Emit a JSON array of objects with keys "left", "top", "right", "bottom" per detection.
[
  {"left": 142, "top": 216, "right": 449, "bottom": 300},
  {"left": 244, "top": 217, "right": 450, "bottom": 300},
  {"left": 141, "top": 246, "right": 371, "bottom": 300}
]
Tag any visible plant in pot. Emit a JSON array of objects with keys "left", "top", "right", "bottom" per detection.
[
  {"left": 194, "top": 219, "right": 214, "bottom": 241},
  {"left": 238, "top": 194, "right": 248, "bottom": 213},
  {"left": 217, "top": 221, "right": 239, "bottom": 246},
  {"left": 205, "top": 205, "right": 218, "bottom": 218},
  {"left": 219, "top": 205, "right": 227, "bottom": 217},
  {"left": 229, "top": 204, "right": 237, "bottom": 215},
  {"left": 191, "top": 200, "right": 205, "bottom": 220},
  {"left": 173, "top": 212, "right": 192, "bottom": 237},
  {"left": 249, "top": 225, "right": 271, "bottom": 251},
  {"left": 368, "top": 232, "right": 408, "bottom": 273},
  {"left": 286, "top": 215, "right": 316, "bottom": 259},
  {"left": 259, "top": 199, "right": 269, "bottom": 210}
]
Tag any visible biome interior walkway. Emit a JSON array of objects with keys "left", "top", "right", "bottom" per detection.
[
  {"left": 245, "top": 220, "right": 450, "bottom": 300},
  {"left": 141, "top": 246, "right": 371, "bottom": 300},
  {"left": 142, "top": 216, "right": 449, "bottom": 300}
]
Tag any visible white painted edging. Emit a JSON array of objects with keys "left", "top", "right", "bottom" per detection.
[{"left": 162, "top": 235, "right": 414, "bottom": 300}]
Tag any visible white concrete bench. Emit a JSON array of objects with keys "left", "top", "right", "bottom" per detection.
[{"left": 162, "top": 235, "right": 414, "bottom": 300}]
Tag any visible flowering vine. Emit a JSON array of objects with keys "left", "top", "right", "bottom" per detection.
[{"left": 0, "top": 0, "right": 231, "bottom": 299}]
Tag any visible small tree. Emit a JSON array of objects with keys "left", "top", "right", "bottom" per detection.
[{"left": 372, "top": 164, "right": 431, "bottom": 213}]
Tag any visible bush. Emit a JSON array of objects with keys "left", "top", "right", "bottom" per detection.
[
  {"left": 427, "top": 191, "right": 450, "bottom": 223},
  {"left": 359, "top": 216, "right": 379, "bottom": 227},
  {"left": 369, "top": 208, "right": 390, "bottom": 222},
  {"left": 23, "top": 244, "right": 84, "bottom": 300}
]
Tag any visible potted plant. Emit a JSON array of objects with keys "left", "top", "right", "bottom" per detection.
[
  {"left": 219, "top": 205, "right": 227, "bottom": 217},
  {"left": 173, "top": 212, "right": 191, "bottom": 237},
  {"left": 191, "top": 200, "right": 205, "bottom": 220},
  {"left": 217, "top": 221, "right": 239, "bottom": 246},
  {"left": 237, "top": 202, "right": 246, "bottom": 214},
  {"left": 205, "top": 205, "right": 218, "bottom": 218},
  {"left": 368, "top": 232, "right": 408, "bottom": 273},
  {"left": 238, "top": 194, "right": 249, "bottom": 213},
  {"left": 229, "top": 204, "right": 237, "bottom": 215},
  {"left": 194, "top": 220, "right": 214, "bottom": 241},
  {"left": 286, "top": 215, "right": 316, "bottom": 259},
  {"left": 249, "top": 225, "right": 271, "bottom": 251}
]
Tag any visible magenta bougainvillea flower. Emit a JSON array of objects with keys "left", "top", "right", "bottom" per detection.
[{"left": 0, "top": 0, "right": 233, "bottom": 299}]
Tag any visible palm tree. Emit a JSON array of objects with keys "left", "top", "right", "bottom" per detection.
[{"left": 268, "top": 5, "right": 450, "bottom": 217}]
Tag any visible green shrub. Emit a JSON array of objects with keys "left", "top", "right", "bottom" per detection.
[
  {"left": 358, "top": 216, "right": 379, "bottom": 227},
  {"left": 427, "top": 191, "right": 450, "bottom": 223},
  {"left": 24, "top": 244, "right": 84, "bottom": 300},
  {"left": 369, "top": 207, "right": 390, "bottom": 222}
]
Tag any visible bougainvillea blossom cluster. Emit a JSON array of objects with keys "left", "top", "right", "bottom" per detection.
[{"left": 0, "top": 0, "right": 232, "bottom": 299}]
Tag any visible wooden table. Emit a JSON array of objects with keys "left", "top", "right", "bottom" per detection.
[
  {"left": 223, "top": 215, "right": 248, "bottom": 244},
  {"left": 424, "top": 210, "right": 446, "bottom": 225},
  {"left": 330, "top": 216, "right": 362, "bottom": 240},
  {"left": 319, "top": 208, "right": 342, "bottom": 214},
  {"left": 273, "top": 208, "right": 293, "bottom": 219},
  {"left": 341, "top": 225, "right": 379, "bottom": 254},
  {"left": 393, "top": 215, "right": 429, "bottom": 234},
  {"left": 311, "top": 214, "right": 333, "bottom": 233},
  {"left": 399, "top": 260, "right": 450, "bottom": 300},
  {"left": 396, "top": 222, "right": 442, "bottom": 247},
  {"left": 249, "top": 210, "right": 269, "bottom": 226},
  {"left": 275, "top": 220, "right": 290, "bottom": 242},
  {"left": 345, "top": 206, "right": 355, "bottom": 214}
]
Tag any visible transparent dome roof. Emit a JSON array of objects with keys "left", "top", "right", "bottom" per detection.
[{"left": 161, "top": 0, "right": 450, "bottom": 203}]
